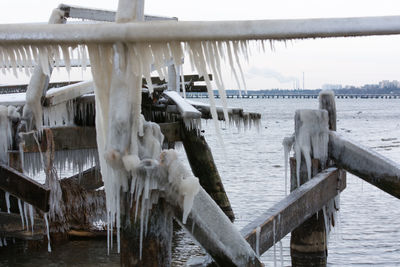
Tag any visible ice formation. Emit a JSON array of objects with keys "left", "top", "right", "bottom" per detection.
[
  {"left": 293, "top": 110, "right": 329, "bottom": 186},
  {"left": 0, "top": 105, "right": 11, "bottom": 164},
  {"left": 5, "top": 192, "right": 10, "bottom": 213}
]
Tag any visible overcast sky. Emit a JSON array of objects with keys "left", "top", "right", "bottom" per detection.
[{"left": 1, "top": 0, "right": 400, "bottom": 89}]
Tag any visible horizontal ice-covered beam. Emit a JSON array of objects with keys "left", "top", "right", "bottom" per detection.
[
  {"left": 172, "top": 188, "right": 262, "bottom": 266},
  {"left": 241, "top": 167, "right": 346, "bottom": 256},
  {"left": 44, "top": 81, "right": 94, "bottom": 106},
  {"left": 2, "top": 16, "right": 400, "bottom": 44},
  {"left": 329, "top": 131, "right": 400, "bottom": 199},
  {"left": 163, "top": 91, "right": 201, "bottom": 119},
  {"left": 58, "top": 4, "right": 177, "bottom": 22},
  {"left": 0, "top": 163, "right": 50, "bottom": 212}
]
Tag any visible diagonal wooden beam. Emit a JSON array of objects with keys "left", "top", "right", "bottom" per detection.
[
  {"left": 0, "top": 163, "right": 50, "bottom": 212},
  {"left": 329, "top": 131, "right": 400, "bottom": 199},
  {"left": 240, "top": 167, "right": 346, "bottom": 256},
  {"left": 2, "top": 16, "right": 400, "bottom": 45}
]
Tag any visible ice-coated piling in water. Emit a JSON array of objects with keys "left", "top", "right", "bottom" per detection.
[{"left": 290, "top": 109, "right": 330, "bottom": 267}]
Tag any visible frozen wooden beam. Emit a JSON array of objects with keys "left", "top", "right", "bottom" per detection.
[
  {"left": 329, "top": 131, "right": 400, "bottom": 199},
  {"left": 43, "top": 80, "right": 94, "bottom": 106},
  {"left": 172, "top": 188, "right": 262, "bottom": 267},
  {"left": 163, "top": 91, "right": 201, "bottom": 120},
  {"left": 2, "top": 16, "right": 400, "bottom": 45},
  {"left": 0, "top": 163, "right": 50, "bottom": 212},
  {"left": 58, "top": 4, "right": 177, "bottom": 22},
  {"left": 64, "top": 166, "right": 103, "bottom": 191},
  {"left": 241, "top": 167, "right": 346, "bottom": 256},
  {"left": 20, "top": 126, "right": 97, "bottom": 152}
]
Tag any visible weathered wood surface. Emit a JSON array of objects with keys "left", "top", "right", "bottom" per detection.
[
  {"left": 329, "top": 131, "right": 400, "bottom": 199},
  {"left": 65, "top": 166, "right": 103, "bottom": 190},
  {"left": 241, "top": 167, "right": 345, "bottom": 256},
  {"left": 181, "top": 126, "right": 235, "bottom": 221},
  {"left": 0, "top": 212, "right": 45, "bottom": 240},
  {"left": 19, "top": 123, "right": 180, "bottom": 153},
  {"left": 0, "top": 163, "right": 50, "bottom": 212},
  {"left": 172, "top": 188, "right": 262, "bottom": 267},
  {"left": 20, "top": 126, "right": 97, "bottom": 152}
]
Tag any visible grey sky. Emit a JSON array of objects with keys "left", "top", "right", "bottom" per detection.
[{"left": 1, "top": 0, "right": 400, "bottom": 89}]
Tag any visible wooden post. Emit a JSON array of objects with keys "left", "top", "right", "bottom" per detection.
[
  {"left": 290, "top": 110, "right": 330, "bottom": 267},
  {"left": 180, "top": 125, "right": 235, "bottom": 221},
  {"left": 120, "top": 161, "right": 172, "bottom": 267}
]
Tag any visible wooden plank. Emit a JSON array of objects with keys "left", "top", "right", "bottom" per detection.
[
  {"left": 20, "top": 123, "right": 180, "bottom": 153},
  {"left": 43, "top": 81, "right": 94, "bottom": 106},
  {"left": 0, "top": 163, "right": 50, "bottom": 212},
  {"left": 20, "top": 126, "right": 97, "bottom": 152},
  {"left": 59, "top": 4, "right": 177, "bottom": 22},
  {"left": 241, "top": 167, "right": 346, "bottom": 256},
  {"left": 329, "top": 131, "right": 400, "bottom": 199},
  {"left": 163, "top": 91, "right": 201, "bottom": 119},
  {"left": 181, "top": 125, "right": 235, "bottom": 221},
  {"left": 172, "top": 188, "right": 262, "bottom": 267},
  {"left": 64, "top": 166, "right": 103, "bottom": 191},
  {"left": 0, "top": 212, "right": 45, "bottom": 240}
]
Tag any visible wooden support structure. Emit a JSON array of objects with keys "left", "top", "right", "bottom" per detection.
[
  {"left": 172, "top": 188, "right": 262, "bottom": 267},
  {"left": 20, "top": 126, "right": 97, "bottom": 152},
  {"left": 0, "top": 163, "right": 50, "bottom": 212},
  {"left": 181, "top": 126, "right": 235, "bottom": 221},
  {"left": 241, "top": 167, "right": 345, "bottom": 256},
  {"left": 329, "top": 131, "right": 400, "bottom": 199},
  {"left": 4, "top": 16, "right": 400, "bottom": 45},
  {"left": 290, "top": 109, "right": 331, "bottom": 267},
  {"left": 65, "top": 166, "right": 103, "bottom": 191},
  {"left": 0, "top": 212, "right": 45, "bottom": 240}
]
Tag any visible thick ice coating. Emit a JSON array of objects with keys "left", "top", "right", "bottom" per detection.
[
  {"left": 160, "top": 149, "right": 200, "bottom": 224},
  {"left": 294, "top": 109, "right": 329, "bottom": 185}
]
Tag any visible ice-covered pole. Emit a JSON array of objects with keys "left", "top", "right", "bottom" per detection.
[{"left": 290, "top": 109, "right": 330, "bottom": 267}]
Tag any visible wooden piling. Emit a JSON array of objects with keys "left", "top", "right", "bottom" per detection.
[
  {"left": 180, "top": 125, "right": 235, "bottom": 221},
  {"left": 120, "top": 198, "right": 172, "bottom": 267},
  {"left": 290, "top": 110, "right": 330, "bottom": 267}
]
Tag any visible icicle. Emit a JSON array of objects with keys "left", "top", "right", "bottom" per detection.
[
  {"left": 279, "top": 241, "right": 284, "bottom": 267},
  {"left": 24, "top": 202, "right": 29, "bottom": 231},
  {"left": 282, "top": 135, "right": 294, "bottom": 195},
  {"left": 0, "top": 105, "right": 9, "bottom": 164},
  {"left": 44, "top": 213, "right": 51, "bottom": 252},
  {"left": 18, "top": 199, "right": 25, "bottom": 229},
  {"left": 273, "top": 219, "right": 277, "bottom": 267},
  {"left": 255, "top": 226, "right": 261, "bottom": 257},
  {"left": 5, "top": 192, "right": 10, "bottom": 213},
  {"left": 29, "top": 204, "right": 34, "bottom": 233},
  {"left": 2, "top": 238, "right": 6, "bottom": 247}
]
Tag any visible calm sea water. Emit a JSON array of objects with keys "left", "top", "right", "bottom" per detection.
[
  {"left": 1, "top": 98, "right": 399, "bottom": 266},
  {"left": 195, "top": 98, "right": 400, "bottom": 267}
]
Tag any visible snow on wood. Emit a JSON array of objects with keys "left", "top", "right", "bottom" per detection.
[
  {"left": 329, "top": 131, "right": 400, "bottom": 199},
  {"left": 163, "top": 91, "right": 201, "bottom": 120},
  {"left": 44, "top": 81, "right": 94, "bottom": 106}
]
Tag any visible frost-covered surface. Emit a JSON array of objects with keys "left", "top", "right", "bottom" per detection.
[
  {"left": 293, "top": 109, "right": 329, "bottom": 185},
  {"left": 0, "top": 105, "right": 11, "bottom": 164}
]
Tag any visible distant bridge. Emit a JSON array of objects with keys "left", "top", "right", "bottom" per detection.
[{"left": 186, "top": 93, "right": 400, "bottom": 99}]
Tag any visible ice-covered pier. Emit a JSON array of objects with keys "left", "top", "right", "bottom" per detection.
[{"left": 1, "top": 1, "right": 400, "bottom": 267}]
